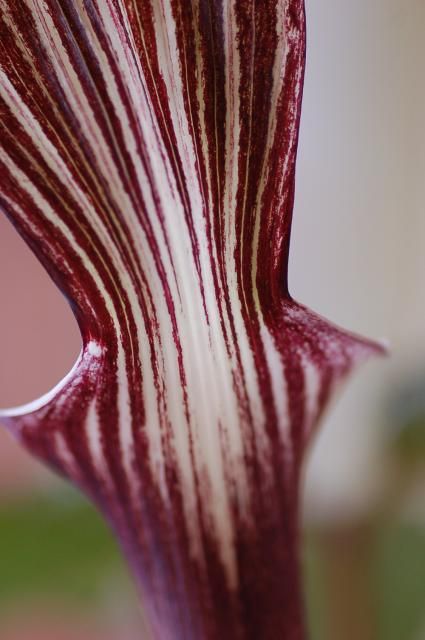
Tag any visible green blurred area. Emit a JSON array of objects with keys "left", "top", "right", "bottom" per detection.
[
  {"left": 374, "top": 526, "right": 425, "bottom": 640},
  {"left": 0, "top": 487, "right": 424, "bottom": 638},
  {"left": 0, "top": 487, "right": 131, "bottom": 614},
  {"left": 304, "top": 524, "right": 425, "bottom": 640}
]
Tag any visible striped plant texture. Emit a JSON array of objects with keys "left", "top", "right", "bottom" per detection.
[{"left": 0, "top": 1, "right": 383, "bottom": 638}]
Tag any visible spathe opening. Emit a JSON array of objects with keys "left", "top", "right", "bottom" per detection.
[{"left": 0, "top": 213, "right": 82, "bottom": 410}]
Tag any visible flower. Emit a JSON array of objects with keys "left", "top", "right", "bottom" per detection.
[{"left": 0, "top": 1, "right": 384, "bottom": 637}]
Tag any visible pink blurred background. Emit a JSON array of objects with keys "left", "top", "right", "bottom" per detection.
[{"left": 0, "top": 213, "right": 80, "bottom": 495}]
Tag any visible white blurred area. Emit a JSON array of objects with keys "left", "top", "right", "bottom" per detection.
[
  {"left": 0, "top": 0, "right": 424, "bottom": 522},
  {"left": 291, "top": 0, "right": 425, "bottom": 521}
]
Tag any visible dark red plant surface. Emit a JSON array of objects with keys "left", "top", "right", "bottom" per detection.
[{"left": 0, "top": 1, "right": 383, "bottom": 638}]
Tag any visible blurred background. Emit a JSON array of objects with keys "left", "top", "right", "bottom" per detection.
[{"left": 0, "top": 1, "right": 424, "bottom": 638}]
